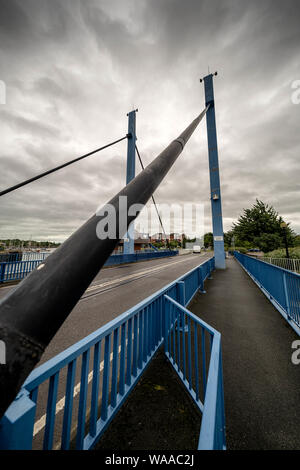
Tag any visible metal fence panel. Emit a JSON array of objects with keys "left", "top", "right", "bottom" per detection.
[
  {"left": 164, "top": 295, "right": 225, "bottom": 450},
  {"left": 0, "top": 251, "right": 179, "bottom": 284},
  {"left": 235, "top": 252, "right": 300, "bottom": 333}
]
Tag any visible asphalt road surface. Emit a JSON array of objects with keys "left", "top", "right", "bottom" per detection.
[{"left": 0, "top": 252, "right": 212, "bottom": 364}]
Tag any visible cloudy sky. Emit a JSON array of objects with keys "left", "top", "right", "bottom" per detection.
[{"left": 0, "top": 0, "right": 299, "bottom": 242}]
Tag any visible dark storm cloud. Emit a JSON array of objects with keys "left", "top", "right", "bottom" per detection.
[{"left": 0, "top": 0, "right": 299, "bottom": 241}]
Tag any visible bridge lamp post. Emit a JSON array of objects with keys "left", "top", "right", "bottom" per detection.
[{"left": 280, "top": 222, "right": 290, "bottom": 259}]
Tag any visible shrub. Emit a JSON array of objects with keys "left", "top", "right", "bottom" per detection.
[
  {"left": 266, "top": 248, "right": 300, "bottom": 259},
  {"left": 233, "top": 247, "right": 248, "bottom": 254}
]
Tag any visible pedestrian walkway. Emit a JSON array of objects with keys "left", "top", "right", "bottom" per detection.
[
  {"left": 92, "top": 258, "right": 300, "bottom": 450},
  {"left": 189, "top": 257, "right": 300, "bottom": 450}
]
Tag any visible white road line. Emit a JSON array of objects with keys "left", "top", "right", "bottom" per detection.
[
  {"left": 33, "top": 347, "right": 120, "bottom": 437},
  {"left": 85, "top": 255, "right": 200, "bottom": 294}
]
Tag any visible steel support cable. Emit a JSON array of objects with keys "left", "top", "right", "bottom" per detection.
[
  {"left": 135, "top": 144, "right": 172, "bottom": 252},
  {"left": 0, "top": 135, "right": 129, "bottom": 198},
  {"left": 0, "top": 105, "right": 209, "bottom": 418}
]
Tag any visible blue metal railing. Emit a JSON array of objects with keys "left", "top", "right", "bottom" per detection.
[
  {"left": 0, "top": 260, "right": 45, "bottom": 283},
  {"left": 0, "top": 252, "right": 50, "bottom": 263},
  {"left": 21, "top": 252, "right": 52, "bottom": 261},
  {"left": 0, "top": 257, "right": 224, "bottom": 450},
  {"left": 104, "top": 250, "right": 178, "bottom": 267},
  {"left": 164, "top": 296, "right": 226, "bottom": 450},
  {"left": 0, "top": 251, "right": 178, "bottom": 283},
  {"left": 234, "top": 252, "right": 300, "bottom": 334}
]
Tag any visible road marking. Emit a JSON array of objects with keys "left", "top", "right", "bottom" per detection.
[
  {"left": 33, "top": 347, "right": 120, "bottom": 437},
  {"left": 85, "top": 255, "right": 203, "bottom": 294}
]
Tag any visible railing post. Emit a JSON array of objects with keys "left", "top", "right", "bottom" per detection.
[
  {"left": 176, "top": 282, "right": 188, "bottom": 332},
  {"left": 282, "top": 272, "right": 291, "bottom": 320},
  {"left": 208, "top": 260, "right": 214, "bottom": 280},
  {"left": 176, "top": 281, "right": 185, "bottom": 306},
  {"left": 163, "top": 296, "right": 169, "bottom": 354},
  {"left": 0, "top": 390, "right": 36, "bottom": 450},
  {"left": 0, "top": 263, "right": 5, "bottom": 283},
  {"left": 198, "top": 267, "right": 206, "bottom": 294}
]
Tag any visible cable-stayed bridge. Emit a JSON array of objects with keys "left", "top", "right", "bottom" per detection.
[{"left": 0, "top": 74, "right": 299, "bottom": 451}]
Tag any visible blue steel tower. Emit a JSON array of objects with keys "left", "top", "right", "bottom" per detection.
[
  {"left": 201, "top": 73, "right": 226, "bottom": 269},
  {"left": 123, "top": 110, "right": 137, "bottom": 255}
]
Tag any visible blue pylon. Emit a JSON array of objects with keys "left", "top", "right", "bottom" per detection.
[
  {"left": 123, "top": 109, "right": 137, "bottom": 255},
  {"left": 201, "top": 73, "right": 226, "bottom": 269}
]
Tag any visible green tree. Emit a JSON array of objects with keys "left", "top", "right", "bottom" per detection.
[
  {"left": 204, "top": 232, "right": 213, "bottom": 248},
  {"left": 232, "top": 200, "right": 295, "bottom": 253},
  {"left": 253, "top": 233, "right": 282, "bottom": 253}
]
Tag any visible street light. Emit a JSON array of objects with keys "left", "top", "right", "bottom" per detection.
[
  {"left": 231, "top": 236, "right": 235, "bottom": 253},
  {"left": 280, "top": 222, "right": 290, "bottom": 259}
]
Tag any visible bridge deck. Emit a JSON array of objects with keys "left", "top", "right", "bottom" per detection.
[{"left": 93, "top": 257, "right": 300, "bottom": 450}]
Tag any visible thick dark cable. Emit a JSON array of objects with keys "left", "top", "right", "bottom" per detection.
[
  {"left": 0, "top": 135, "right": 129, "bottom": 198},
  {"left": 135, "top": 144, "right": 172, "bottom": 252},
  {"left": 0, "top": 106, "right": 209, "bottom": 418}
]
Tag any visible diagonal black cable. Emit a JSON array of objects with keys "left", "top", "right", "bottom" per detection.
[
  {"left": 135, "top": 143, "right": 172, "bottom": 252},
  {"left": 0, "top": 134, "right": 129, "bottom": 198}
]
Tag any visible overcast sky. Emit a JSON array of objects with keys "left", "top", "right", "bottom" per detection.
[{"left": 0, "top": 0, "right": 299, "bottom": 242}]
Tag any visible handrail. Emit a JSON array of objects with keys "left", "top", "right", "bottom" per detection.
[
  {"left": 261, "top": 257, "right": 300, "bottom": 274},
  {"left": 163, "top": 295, "right": 226, "bottom": 450},
  {"left": 0, "top": 250, "right": 178, "bottom": 283},
  {"left": 198, "top": 332, "right": 225, "bottom": 450}
]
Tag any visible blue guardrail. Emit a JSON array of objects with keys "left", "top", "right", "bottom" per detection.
[
  {"left": 104, "top": 250, "right": 178, "bottom": 266},
  {"left": 234, "top": 251, "right": 300, "bottom": 335},
  {"left": 0, "top": 257, "right": 226, "bottom": 450},
  {"left": 0, "top": 251, "right": 178, "bottom": 283}
]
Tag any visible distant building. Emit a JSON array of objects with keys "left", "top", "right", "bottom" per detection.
[
  {"left": 113, "top": 233, "right": 151, "bottom": 253},
  {"left": 170, "top": 233, "right": 183, "bottom": 242},
  {"left": 150, "top": 233, "right": 185, "bottom": 243}
]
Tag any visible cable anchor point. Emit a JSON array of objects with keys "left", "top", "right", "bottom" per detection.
[{"left": 200, "top": 71, "right": 218, "bottom": 83}]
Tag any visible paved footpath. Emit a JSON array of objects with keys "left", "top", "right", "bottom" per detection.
[{"left": 189, "top": 257, "right": 300, "bottom": 450}]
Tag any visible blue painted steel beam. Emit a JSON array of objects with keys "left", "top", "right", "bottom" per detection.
[
  {"left": 202, "top": 73, "right": 226, "bottom": 269},
  {"left": 123, "top": 110, "right": 137, "bottom": 255}
]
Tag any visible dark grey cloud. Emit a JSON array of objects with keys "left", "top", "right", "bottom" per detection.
[{"left": 0, "top": 0, "right": 299, "bottom": 242}]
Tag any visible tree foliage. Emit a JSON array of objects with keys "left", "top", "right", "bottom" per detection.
[
  {"left": 229, "top": 200, "right": 295, "bottom": 253},
  {"left": 204, "top": 232, "right": 213, "bottom": 248}
]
